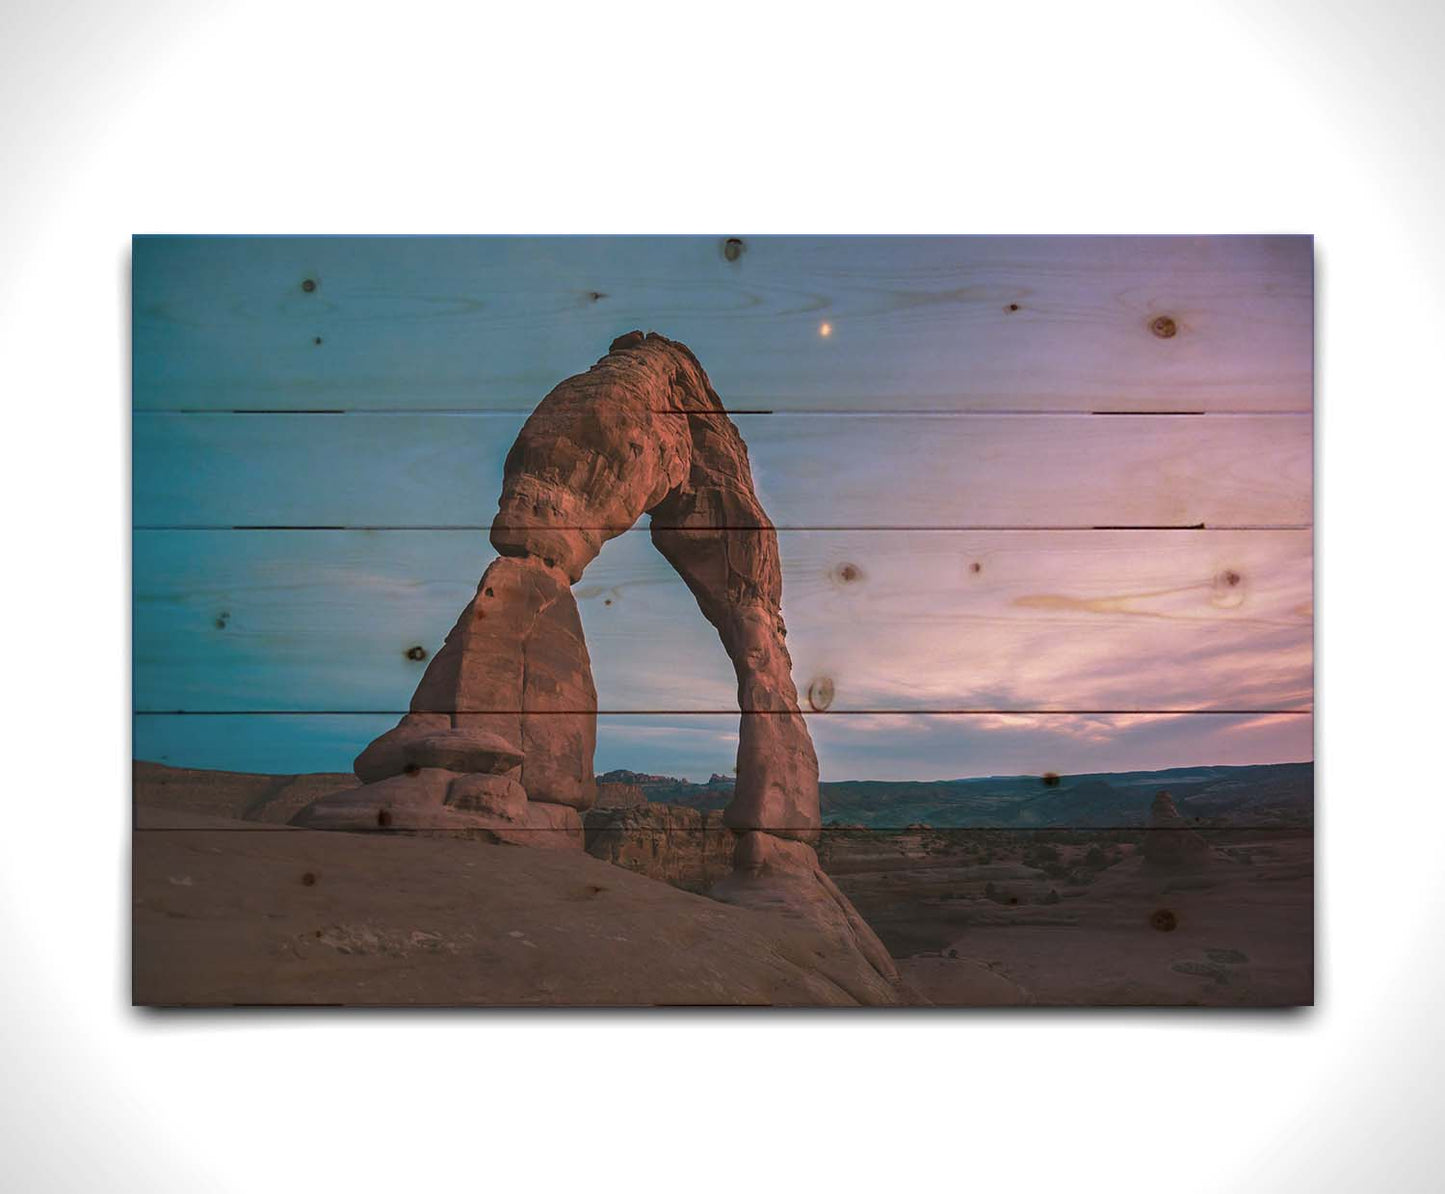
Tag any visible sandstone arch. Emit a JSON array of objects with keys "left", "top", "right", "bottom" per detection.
[{"left": 294, "top": 332, "right": 895, "bottom": 982}]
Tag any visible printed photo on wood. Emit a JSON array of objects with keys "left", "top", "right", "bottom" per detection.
[{"left": 131, "top": 235, "right": 1314, "bottom": 1006}]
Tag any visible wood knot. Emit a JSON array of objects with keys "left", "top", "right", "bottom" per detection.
[
  {"left": 1149, "top": 908, "right": 1179, "bottom": 932},
  {"left": 1005, "top": 303, "right": 1020, "bottom": 313},
  {"left": 405, "top": 645, "right": 427, "bottom": 661},
  {"left": 722, "top": 237, "right": 745, "bottom": 262},
  {"left": 807, "top": 677, "right": 835, "bottom": 712},
  {"left": 609, "top": 330, "right": 647, "bottom": 352},
  {"left": 300, "top": 872, "right": 317, "bottom": 887},
  {"left": 1211, "top": 568, "right": 1246, "bottom": 608},
  {"left": 301, "top": 278, "right": 317, "bottom": 293},
  {"left": 1149, "top": 315, "right": 1178, "bottom": 339},
  {"left": 214, "top": 611, "right": 230, "bottom": 629},
  {"left": 969, "top": 561, "right": 982, "bottom": 574},
  {"left": 832, "top": 562, "right": 863, "bottom": 585}
]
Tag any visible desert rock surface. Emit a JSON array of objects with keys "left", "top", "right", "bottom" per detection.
[
  {"left": 136, "top": 763, "right": 1311, "bottom": 1006},
  {"left": 134, "top": 763, "right": 904, "bottom": 1006},
  {"left": 583, "top": 803, "right": 734, "bottom": 891},
  {"left": 822, "top": 826, "right": 1312, "bottom": 1006}
]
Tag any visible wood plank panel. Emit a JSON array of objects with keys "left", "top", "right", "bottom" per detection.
[
  {"left": 132, "top": 712, "right": 1313, "bottom": 792},
  {"left": 132, "top": 235, "right": 1312, "bottom": 414},
  {"left": 134, "top": 529, "right": 1312, "bottom": 713},
  {"left": 133, "top": 412, "right": 1312, "bottom": 529}
]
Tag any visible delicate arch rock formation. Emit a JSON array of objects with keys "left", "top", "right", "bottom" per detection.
[{"left": 294, "top": 332, "right": 896, "bottom": 983}]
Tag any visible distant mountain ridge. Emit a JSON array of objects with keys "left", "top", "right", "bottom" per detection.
[{"left": 596, "top": 762, "right": 1313, "bottom": 829}]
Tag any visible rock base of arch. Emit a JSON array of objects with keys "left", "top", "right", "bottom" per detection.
[
  {"left": 711, "top": 832, "right": 900, "bottom": 985},
  {"left": 290, "top": 765, "right": 585, "bottom": 850}
]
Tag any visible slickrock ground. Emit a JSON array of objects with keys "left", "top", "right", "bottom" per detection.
[
  {"left": 134, "top": 764, "right": 910, "bottom": 1007},
  {"left": 134, "top": 818, "right": 910, "bottom": 1006}
]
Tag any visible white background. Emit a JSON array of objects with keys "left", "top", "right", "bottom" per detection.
[{"left": 2, "top": 1, "right": 1441, "bottom": 1190}]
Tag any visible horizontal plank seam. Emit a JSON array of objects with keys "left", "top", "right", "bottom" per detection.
[
  {"left": 131, "top": 523, "right": 1316, "bottom": 532},
  {"left": 137, "top": 410, "right": 1323, "bottom": 419},
  {"left": 133, "top": 525, "right": 1315, "bottom": 534},
  {"left": 132, "top": 708, "right": 1314, "bottom": 716},
  {"left": 129, "top": 825, "right": 1314, "bottom": 834},
  {"left": 135, "top": 407, "right": 1315, "bottom": 417}
]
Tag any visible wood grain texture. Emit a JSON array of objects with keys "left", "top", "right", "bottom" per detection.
[
  {"left": 133, "top": 412, "right": 1311, "bottom": 530},
  {"left": 135, "top": 529, "right": 1312, "bottom": 713},
  {"left": 129, "top": 236, "right": 1315, "bottom": 1010},
  {"left": 132, "top": 235, "right": 1311, "bottom": 414}
]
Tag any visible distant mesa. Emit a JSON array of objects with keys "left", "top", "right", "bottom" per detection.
[
  {"left": 596, "top": 769, "right": 736, "bottom": 797},
  {"left": 613, "top": 764, "right": 1312, "bottom": 831},
  {"left": 593, "top": 781, "right": 647, "bottom": 809},
  {"left": 598, "top": 769, "right": 681, "bottom": 787}
]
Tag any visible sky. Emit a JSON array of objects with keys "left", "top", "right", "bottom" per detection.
[{"left": 132, "top": 236, "right": 1312, "bottom": 782}]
